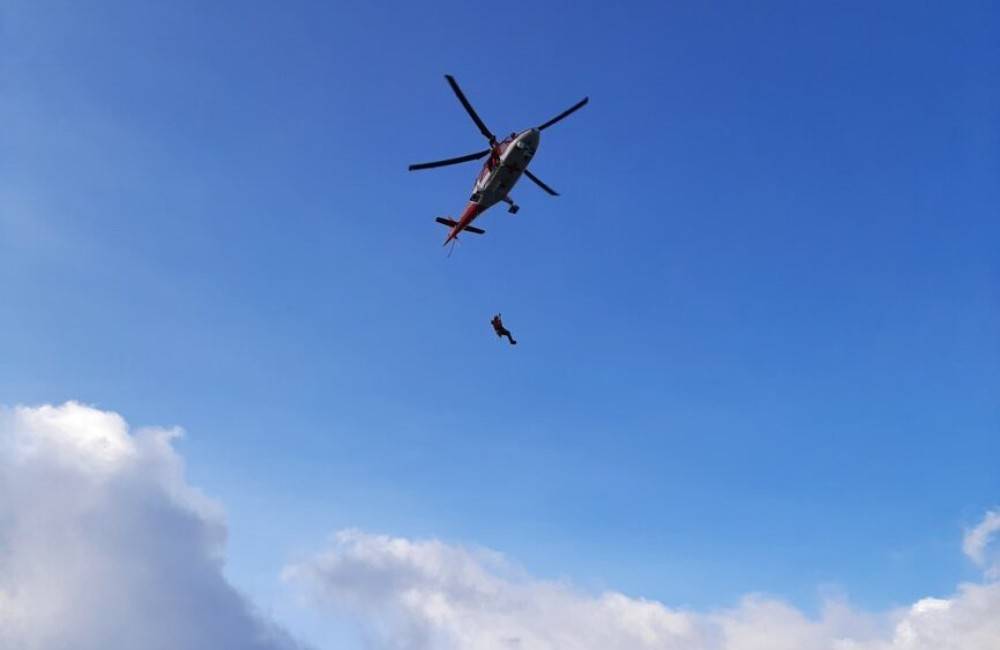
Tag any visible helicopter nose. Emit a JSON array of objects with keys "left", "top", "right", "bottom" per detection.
[{"left": 517, "top": 128, "right": 540, "bottom": 152}]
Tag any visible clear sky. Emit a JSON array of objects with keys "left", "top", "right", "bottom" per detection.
[{"left": 2, "top": 1, "right": 998, "bottom": 648}]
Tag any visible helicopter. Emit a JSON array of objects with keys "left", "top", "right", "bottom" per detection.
[{"left": 409, "top": 75, "right": 588, "bottom": 246}]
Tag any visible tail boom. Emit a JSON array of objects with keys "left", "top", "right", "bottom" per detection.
[{"left": 438, "top": 202, "right": 486, "bottom": 244}]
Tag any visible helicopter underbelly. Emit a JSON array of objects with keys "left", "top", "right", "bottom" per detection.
[
  {"left": 474, "top": 140, "right": 536, "bottom": 208},
  {"left": 478, "top": 167, "right": 523, "bottom": 206}
]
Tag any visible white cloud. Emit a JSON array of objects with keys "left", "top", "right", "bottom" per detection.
[
  {"left": 0, "top": 401, "right": 305, "bottom": 650},
  {"left": 6, "top": 401, "right": 998, "bottom": 650},
  {"left": 285, "top": 530, "right": 1000, "bottom": 650},
  {"left": 964, "top": 509, "right": 1000, "bottom": 572}
]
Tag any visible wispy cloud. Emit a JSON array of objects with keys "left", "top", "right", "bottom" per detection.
[{"left": 964, "top": 509, "right": 1000, "bottom": 575}]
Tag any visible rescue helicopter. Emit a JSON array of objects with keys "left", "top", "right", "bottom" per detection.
[{"left": 409, "top": 75, "right": 588, "bottom": 246}]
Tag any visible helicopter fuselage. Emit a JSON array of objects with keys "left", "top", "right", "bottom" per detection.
[{"left": 442, "top": 128, "right": 540, "bottom": 245}]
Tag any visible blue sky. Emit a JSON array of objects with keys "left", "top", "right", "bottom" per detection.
[{"left": 2, "top": 1, "right": 998, "bottom": 647}]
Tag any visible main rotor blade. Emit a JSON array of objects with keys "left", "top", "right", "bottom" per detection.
[
  {"left": 408, "top": 149, "right": 490, "bottom": 171},
  {"left": 537, "top": 96, "right": 589, "bottom": 131},
  {"left": 445, "top": 75, "right": 496, "bottom": 143},
  {"left": 524, "top": 169, "right": 559, "bottom": 196}
]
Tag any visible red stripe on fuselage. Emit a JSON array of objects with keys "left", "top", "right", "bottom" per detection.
[{"left": 444, "top": 202, "right": 484, "bottom": 244}]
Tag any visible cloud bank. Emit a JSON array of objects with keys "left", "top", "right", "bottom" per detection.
[
  {"left": 0, "top": 402, "right": 303, "bottom": 650},
  {"left": 285, "top": 528, "right": 1000, "bottom": 650},
  {"left": 4, "top": 401, "right": 998, "bottom": 650}
]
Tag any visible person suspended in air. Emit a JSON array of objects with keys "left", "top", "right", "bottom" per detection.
[{"left": 491, "top": 313, "right": 517, "bottom": 345}]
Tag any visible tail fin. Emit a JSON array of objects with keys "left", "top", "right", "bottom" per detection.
[{"left": 435, "top": 217, "right": 484, "bottom": 235}]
